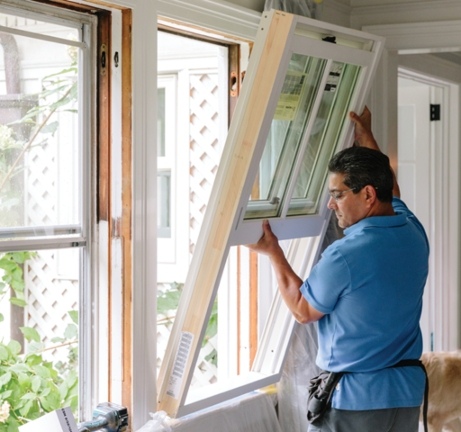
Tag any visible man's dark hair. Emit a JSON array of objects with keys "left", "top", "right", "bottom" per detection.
[{"left": 328, "top": 146, "right": 394, "bottom": 202}]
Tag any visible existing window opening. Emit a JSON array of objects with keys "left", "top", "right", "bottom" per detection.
[{"left": 156, "top": 28, "right": 259, "bottom": 395}]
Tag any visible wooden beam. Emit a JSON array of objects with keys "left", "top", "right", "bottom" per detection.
[
  {"left": 120, "top": 7, "right": 133, "bottom": 419},
  {"left": 97, "top": 11, "right": 111, "bottom": 223}
]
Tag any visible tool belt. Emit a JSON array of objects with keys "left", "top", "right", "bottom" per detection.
[
  {"left": 306, "top": 359, "right": 428, "bottom": 431},
  {"left": 307, "top": 370, "right": 345, "bottom": 424}
]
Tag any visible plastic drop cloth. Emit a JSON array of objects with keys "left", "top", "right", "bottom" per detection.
[
  {"left": 264, "top": 0, "right": 324, "bottom": 19},
  {"left": 277, "top": 214, "right": 343, "bottom": 432},
  {"left": 136, "top": 393, "right": 282, "bottom": 432},
  {"left": 135, "top": 411, "right": 172, "bottom": 432},
  {"left": 171, "top": 392, "right": 282, "bottom": 432},
  {"left": 277, "top": 323, "right": 320, "bottom": 432}
]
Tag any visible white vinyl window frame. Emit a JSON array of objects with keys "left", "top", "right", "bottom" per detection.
[{"left": 157, "top": 10, "right": 384, "bottom": 418}]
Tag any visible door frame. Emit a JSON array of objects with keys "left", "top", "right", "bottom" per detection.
[
  {"left": 397, "top": 69, "right": 456, "bottom": 351},
  {"left": 364, "top": 21, "right": 461, "bottom": 349}
]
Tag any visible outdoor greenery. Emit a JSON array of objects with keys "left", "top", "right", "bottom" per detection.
[
  {"left": 157, "top": 282, "right": 218, "bottom": 366},
  {"left": 0, "top": 252, "right": 79, "bottom": 431}
]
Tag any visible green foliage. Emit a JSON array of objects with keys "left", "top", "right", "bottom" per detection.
[
  {"left": 0, "top": 321, "right": 78, "bottom": 431},
  {"left": 157, "top": 282, "right": 183, "bottom": 312},
  {"left": 0, "top": 252, "right": 78, "bottom": 431},
  {"left": 0, "top": 253, "right": 35, "bottom": 320},
  {"left": 158, "top": 283, "right": 218, "bottom": 365}
]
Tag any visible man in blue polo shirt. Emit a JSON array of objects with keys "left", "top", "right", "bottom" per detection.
[{"left": 248, "top": 107, "right": 429, "bottom": 431}]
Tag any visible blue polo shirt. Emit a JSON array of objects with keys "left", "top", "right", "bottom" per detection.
[{"left": 300, "top": 197, "right": 429, "bottom": 410}]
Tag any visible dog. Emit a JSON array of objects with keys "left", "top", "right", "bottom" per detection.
[{"left": 421, "top": 351, "right": 461, "bottom": 432}]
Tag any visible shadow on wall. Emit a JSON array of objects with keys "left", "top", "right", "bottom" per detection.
[{"left": 264, "top": 0, "right": 324, "bottom": 19}]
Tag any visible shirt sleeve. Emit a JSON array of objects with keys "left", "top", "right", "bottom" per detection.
[
  {"left": 300, "top": 245, "right": 350, "bottom": 314},
  {"left": 392, "top": 197, "right": 429, "bottom": 249}
]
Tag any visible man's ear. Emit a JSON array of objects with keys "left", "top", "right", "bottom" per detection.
[{"left": 363, "top": 184, "right": 377, "bottom": 204}]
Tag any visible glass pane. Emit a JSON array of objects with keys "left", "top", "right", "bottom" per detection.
[
  {"left": 288, "top": 62, "right": 360, "bottom": 216},
  {"left": 157, "top": 87, "right": 166, "bottom": 157},
  {"left": 190, "top": 244, "right": 276, "bottom": 392},
  {"left": 157, "top": 171, "right": 171, "bottom": 238},
  {"left": 244, "top": 56, "right": 361, "bottom": 220},
  {"left": 245, "top": 54, "right": 326, "bottom": 219},
  {"left": 0, "top": 248, "right": 79, "bottom": 425},
  {"left": 0, "top": 19, "right": 80, "bottom": 233}
]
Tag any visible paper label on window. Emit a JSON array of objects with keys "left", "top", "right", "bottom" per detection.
[
  {"left": 274, "top": 71, "right": 306, "bottom": 121},
  {"left": 325, "top": 63, "right": 344, "bottom": 92},
  {"left": 166, "top": 331, "right": 194, "bottom": 399}
]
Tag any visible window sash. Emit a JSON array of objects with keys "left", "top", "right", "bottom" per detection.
[{"left": 0, "top": 0, "right": 97, "bottom": 421}]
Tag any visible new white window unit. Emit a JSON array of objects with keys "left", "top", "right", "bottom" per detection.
[{"left": 157, "top": 9, "right": 383, "bottom": 417}]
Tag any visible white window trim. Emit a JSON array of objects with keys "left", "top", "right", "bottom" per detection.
[
  {"left": 157, "top": 10, "right": 384, "bottom": 418},
  {"left": 157, "top": 0, "right": 260, "bottom": 41}
]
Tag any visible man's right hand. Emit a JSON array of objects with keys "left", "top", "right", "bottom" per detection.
[
  {"left": 246, "top": 219, "right": 281, "bottom": 257},
  {"left": 350, "top": 106, "right": 380, "bottom": 151}
]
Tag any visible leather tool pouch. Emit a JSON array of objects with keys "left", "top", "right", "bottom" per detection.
[{"left": 307, "top": 370, "right": 345, "bottom": 424}]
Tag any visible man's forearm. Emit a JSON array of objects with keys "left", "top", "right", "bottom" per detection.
[
  {"left": 351, "top": 108, "right": 401, "bottom": 198},
  {"left": 269, "top": 251, "right": 323, "bottom": 324}
]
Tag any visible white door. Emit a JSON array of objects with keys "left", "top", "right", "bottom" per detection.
[{"left": 398, "top": 75, "right": 444, "bottom": 353}]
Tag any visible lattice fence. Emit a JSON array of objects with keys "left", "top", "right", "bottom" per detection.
[
  {"left": 25, "top": 250, "right": 78, "bottom": 363},
  {"left": 189, "top": 72, "right": 223, "bottom": 256},
  {"left": 23, "top": 123, "right": 78, "bottom": 364}
]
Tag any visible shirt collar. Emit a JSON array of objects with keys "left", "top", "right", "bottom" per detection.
[{"left": 344, "top": 212, "right": 407, "bottom": 236}]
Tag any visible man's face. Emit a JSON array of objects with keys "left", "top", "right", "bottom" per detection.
[{"left": 327, "top": 172, "right": 368, "bottom": 229}]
